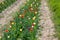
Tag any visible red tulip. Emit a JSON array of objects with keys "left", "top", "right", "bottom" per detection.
[
  {"left": 5, "top": 30, "right": 9, "bottom": 32},
  {"left": 32, "top": 24, "right": 35, "bottom": 26},
  {"left": 29, "top": 28, "right": 33, "bottom": 32}
]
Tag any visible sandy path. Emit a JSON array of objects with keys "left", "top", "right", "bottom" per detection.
[
  {"left": 0, "top": 0, "right": 4, "bottom": 3},
  {"left": 38, "top": 0, "right": 58, "bottom": 40},
  {"left": 0, "top": 0, "right": 26, "bottom": 36}
]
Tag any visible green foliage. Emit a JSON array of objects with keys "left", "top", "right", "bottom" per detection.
[
  {"left": 1, "top": 0, "right": 41, "bottom": 40},
  {"left": 0, "top": 0, "right": 16, "bottom": 13},
  {"left": 49, "top": 0, "right": 60, "bottom": 40}
]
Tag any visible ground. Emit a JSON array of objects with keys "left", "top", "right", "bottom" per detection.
[{"left": 40, "top": 0, "right": 58, "bottom": 40}]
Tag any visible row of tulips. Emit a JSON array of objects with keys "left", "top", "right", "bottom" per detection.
[
  {"left": 0, "top": 0, "right": 41, "bottom": 40},
  {"left": 0, "top": 0, "right": 16, "bottom": 13}
]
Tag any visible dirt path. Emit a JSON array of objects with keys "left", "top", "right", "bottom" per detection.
[
  {"left": 0, "top": 0, "right": 26, "bottom": 36},
  {"left": 0, "top": 0, "right": 4, "bottom": 3},
  {"left": 39, "top": 0, "right": 58, "bottom": 40}
]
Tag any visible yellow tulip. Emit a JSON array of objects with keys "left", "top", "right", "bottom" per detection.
[
  {"left": 32, "top": 16, "right": 36, "bottom": 20},
  {"left": 20, "top": 29, "right": 22, "bottom": 32}
]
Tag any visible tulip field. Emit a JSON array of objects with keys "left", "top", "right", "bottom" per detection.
[
  {"left": 0, "top": 0, "right": 41, "bottom": 40},
  {"left": 1, "top": 0, "right": 60, "bottom": 40}
]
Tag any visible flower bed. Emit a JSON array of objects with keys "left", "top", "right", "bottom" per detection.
[{"left": 1, "top": 0, "right": 41, "bottom": 40}]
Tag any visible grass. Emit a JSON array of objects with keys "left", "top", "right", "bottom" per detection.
[
  {"left": 49, "top": 0, "right": 60, "bottom": 40},
  {"left": 0, "top": 0, "right": 41, "bottom": 40}
]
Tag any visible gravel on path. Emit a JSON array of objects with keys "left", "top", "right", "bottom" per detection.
[
  {"left": 0, "top": 0, "right": 4, "bottom": 3},
  {"left": 38, "top": 0, "right": 58, "bottom": 40}
]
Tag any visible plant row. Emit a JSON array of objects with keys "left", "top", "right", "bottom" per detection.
[
  {"left": 0, "top": 0, "right": 41, "bottom": 40},
  {"left": 0, "top": 0, "right": 16, "bottom": 13}
]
